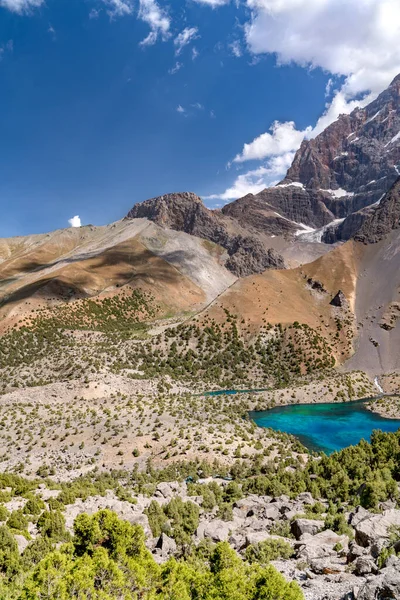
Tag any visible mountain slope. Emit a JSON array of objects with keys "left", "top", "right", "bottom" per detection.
[
  {"left": 0, "top": 219, "right": 237, "bottom": 330},
  {"left": 126, "top": 191, "right": 286, "bottom": 276}
]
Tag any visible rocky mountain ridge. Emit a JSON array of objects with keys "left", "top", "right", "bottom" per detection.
[
  {"left": 127, "top": 75, "right": 400, "bottom": 247},
  {"left": 126, "top": 191, "right": 286, "bottom": 276}
]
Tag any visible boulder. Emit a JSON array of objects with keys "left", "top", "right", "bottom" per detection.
[
  {"left": 262, "top": 505, "right": 281, "bottom": 521},
  {"left": 296, "top": 530, "right": 349, "bottom": 562},
  {"left": 197, "top": 520, "right": 231, "bottom": 542},
  {"left": 353, "top": 556, "right": 378, "bottom": 576},
  {"left": 353, "top": 508, "right": 400, "bottom": 547},
  {"left": 330, "top": 290, "right": 348, "bottom": 308},
  {"left": 309, "top": 557, "right": 346, "bottom": 575},
  {"left": 291, "top": 519, "right": 324, "bottom": 540},
  {"left": 347, "top": 541, "right": 366, "bottom": 563},
  {"left": 14, "top": 534, "right": 29, "bottom": 555},
  {"left": 156, "top": 533, "right": 177, "bottom": 555},
  {"left": 358, "top": 566, "right": 400, "bottom": 599},
  {"left": 296, "top": 492, "right": 315, "bottom": 505},
  {"left": 155, "top": 481, "right": 186, "bottom": 499}
]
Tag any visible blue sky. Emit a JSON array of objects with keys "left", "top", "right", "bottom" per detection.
[{"left": 1, "top": 0, "right": 399, "bottom": 237}]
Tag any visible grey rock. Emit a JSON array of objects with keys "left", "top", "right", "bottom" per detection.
[
  {"left": 358, "top": 566, "right": 400, "bottom": 599},
  {"left": 296, "top": 492, "right": 315, "bottom": 505},
  {"left": 291, "top": 519, "right": 324, "bottom": 540},
  {"left": 347, "top": 541, "right": 366, "bottom": 563},
  {"left": 197, "top": 519, "right": 232, "bottom": 543},
  {"left": 309, "top": 557, "right": 346, "bottom": 575},
  {"left": 353, "top": 556, "right": 378, "bottom": 576},
  {"left": 353, "top": 508, "right": 400, "bottom": 547},
  {"left": 296, "top": 530, "right": 349, "bottom": 562},
  {"left": 156, "top": 533, "right": 177, "bottom": 555},
  {"left": 14, "top": 534, "right": 29, "bottom": 555}
]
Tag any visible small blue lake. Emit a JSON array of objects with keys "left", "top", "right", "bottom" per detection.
[{"left": 249, "top": 400, "right": 400, "bottom": 455}]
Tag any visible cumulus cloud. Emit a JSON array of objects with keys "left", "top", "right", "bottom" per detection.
[
  {"left": 245, "top": 0, "right": 400, "bottom": 107},
  {"left": 176, "top": 105, "right": 186, "bottom": 114},
  {"left": 68, "top": 216, "right": 82, "bottom": 228},
  {"left": 138, "top": 0, "right": 170, "bottom": 46},
  {"left": 206, "top": 153, "right": 294, "bottom": 201},
  {"left": 0, "top": 0, "right": 43, "bottom": 13},
  {"left": 174, "top": 27, "right": 199, "bottom": 55},
  {"left": 209, "top": 0, "right": 400, "bottom": 201},
  {"left": 233, "top": 120, "right": 311, "bottom": 163}
]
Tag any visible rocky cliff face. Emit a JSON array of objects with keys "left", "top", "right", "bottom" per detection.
[
  {"left": 126, "top": 192, "right": 285, "bottom": 276},
  {"left": 355, "top": 177, "right": 400, "bottom": 243},
  {"left": 233, "top": 74, "right": 400, "bottom": 240}
]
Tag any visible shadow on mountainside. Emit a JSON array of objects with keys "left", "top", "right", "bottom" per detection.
[{"left": 0, "top": 244, "right": 199, "bottom": 309}]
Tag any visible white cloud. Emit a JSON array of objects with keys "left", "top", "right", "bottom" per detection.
[
  {"left": 174, "top": 27, "right": 199, "bottom": 55},
  {"left": 191, "top": 102, "right": 204, "bottom": 110},
  {"left": 168, "top": 61, "right": 183, "bottom": 75},
  {"left": 192, "top": 47, "right": 199, "bottom": 60},
  {"left": 176, "top": 105, "right": 186, "bottom": 113},
  {"left": 245, "top": 0, "right": 400, "bottom": 105},
  {"left": 229, "top": 40, "right": 242, "bottom": 58},
  {"left": 234, "top": 120, "right": 311, "bottom": 163},
  {"left": 138, "top": 0, "right": 170, "bottom": 46},
  {"left": 206, "top": 153, "right": 295, "bottom": 201},
  {"left": 89, "top": 8, "right": 100, "bottom": 19},
  {"left": 0, "top": 0, "right": 43, "bottom": 13},
  {"left": 209, "top": 0, "right": 400, "bottom": 201},
  {"left": 68, "top": 216, "right": 82, "bottom": 228},
  {"left": 101, "top": 0, "right": 133, "bottom": 18},
  {"left": 193, "top": 0, "right": 230, "bottom": 6}
]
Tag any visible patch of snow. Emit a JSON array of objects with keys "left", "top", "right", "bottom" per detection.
[
  {"left": 347, "top": 132, "right": 356, "bottom": 139},
  {"left": 333, "top": 152, "right": 348, "bottom": 160},
  {"left": 294, "top": 223, "right": 316, "bottom": 236},
  {"left": 365, "top": 110, "right": 381, "bottom": 124},
  {"left": 384, "top": 131, "right": 400, "bottom": 147},
  {"left": 395, "top": 165, "right": 400, "bottom": 176},
  {"left": 374, "top": 377, "right": 384, "bottom": 394},
  {"left": 320, "top": 188, "right": 354, "bottom": 198},
  {"left": 273, "top": 211, "right": 315, "bottom": 234},
  {"left": 371, "top": 194, "right": 385, "bottom": 207},
  {"left": 350, "top": 137, "right": 359, "bottom": 143},
  {"left": 296, "top": 218, "right": 345, "bottom": 243},
  {"left": 276, "top": 182, "right": 305, "bottom": 189},
  {"left": 366, "top": 180, "right": 376, "bottom": 186}
]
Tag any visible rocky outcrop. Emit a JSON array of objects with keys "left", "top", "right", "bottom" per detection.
[
  {"left": 221, "top": 187, "right": 333, "bottom": 232},
  {"left": 322, "top": 205, "right": 377, "bottom": 243},
  {"left": 126, "top": 192, "right": 285, "bottom": 277},
  {"left": 351, "top": 507, "right": 400, "bottom": 548},
  {"left": 355, "top": 177, "right": 400, "bottom": 243},
  {"left": 285, "top": 74, "right": 400, "bottom": 203},
  {"left": 330, "top": 290, "right": 348, "bottom": 309}
]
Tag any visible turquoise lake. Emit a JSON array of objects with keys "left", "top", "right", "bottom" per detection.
[{"left": 249, "top": 400, "right": 400, "bottom": 454}]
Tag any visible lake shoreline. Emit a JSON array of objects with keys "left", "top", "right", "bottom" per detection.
[{"left": 365, "top": 394, "right": 400, "bottom": 419}]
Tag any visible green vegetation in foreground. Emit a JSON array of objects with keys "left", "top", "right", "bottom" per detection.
[
  {"left": 0, "top": 509, "right": 303, "bottom": 600},
  {"left": 0, "top": 430, "right": 399, "bottom": 596}
]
